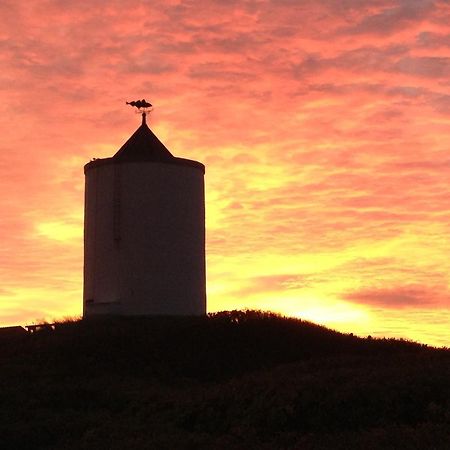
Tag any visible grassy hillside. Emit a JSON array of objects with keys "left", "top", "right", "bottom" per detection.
[{"left": 1, "top": 310, "right": 449, "bottom": 449}]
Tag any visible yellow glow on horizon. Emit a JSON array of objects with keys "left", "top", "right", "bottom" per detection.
[{"left": 0, "top": 285, "right": 81, "bottom": 327}]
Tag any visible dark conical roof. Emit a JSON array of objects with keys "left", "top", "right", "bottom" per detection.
[
  {"left": 84, "top": 113, "right": 204, "bottom": 174},
  {"left": 113, "top": 114, "right": 174, "bottom": 162}
]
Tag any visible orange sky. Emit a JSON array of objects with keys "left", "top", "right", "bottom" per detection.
[{"left": 1, "top": 0, "right": 449, "bottom": 346}]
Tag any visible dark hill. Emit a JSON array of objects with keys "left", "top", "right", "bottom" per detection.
[{"left": 1, "top": 311, "right": 449, "bottom": 449}]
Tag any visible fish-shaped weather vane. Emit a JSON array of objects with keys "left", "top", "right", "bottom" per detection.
[
  {"left": 126, "top": 99, "right": 153, "bottom": 124},
  {"left": 126, "top": 99, "right": 153, "bottom": 109}
]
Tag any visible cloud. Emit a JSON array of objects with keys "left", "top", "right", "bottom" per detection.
[
  {"left": 231, "top": 274, "right": 309, "bottom": 297},
  {"left": 189, "top": 63, "right": 257, "bottom": 81},
  {"left": 395, "top": 56, "right": 450, "bottom": 78},
  {"left": 417, "top": 31, "right": 450, "bottom": 48},
  {"left": 344, "top": 285, "right": 449, "bottom": 308},
  {"left": 343, "top": 0, "right": 435, "bottom": 36}
]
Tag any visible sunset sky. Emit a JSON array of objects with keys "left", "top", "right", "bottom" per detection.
[{"left": 1, "top": 0, "right": 449, "bottom": 346}]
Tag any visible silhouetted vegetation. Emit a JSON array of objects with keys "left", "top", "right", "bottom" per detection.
[{"left": 1, "top": 310, "right": 449, "bottom": 449}]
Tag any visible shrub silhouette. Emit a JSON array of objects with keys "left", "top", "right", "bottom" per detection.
[{"left": 1, "top": 310, "right": 449, "bottom": 449}]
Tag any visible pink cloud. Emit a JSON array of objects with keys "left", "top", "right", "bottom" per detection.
[
  {"left": 342, "top": 0, "right": 435, "bottom": 36},
  {"left": 344, "top": 285, "right": 449, "bottom": 308}
]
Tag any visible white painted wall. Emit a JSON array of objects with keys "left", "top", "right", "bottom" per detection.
[{"left": 83, "top": 160, "right": 206, "bottom": 316}]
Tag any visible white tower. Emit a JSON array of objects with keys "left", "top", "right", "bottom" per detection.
[{"left": 83, "top": 104, "right": 206, "bottom": 317}]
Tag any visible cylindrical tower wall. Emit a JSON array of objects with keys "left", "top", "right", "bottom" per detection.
[{"left": 83, "top": 160, "right": 206, "bottom": 317}]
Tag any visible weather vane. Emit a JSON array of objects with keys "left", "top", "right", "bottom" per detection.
[{"left": 126, "top": 99, "right": 153, "bottom": 124}]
